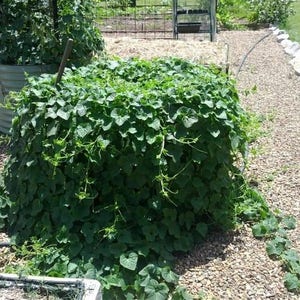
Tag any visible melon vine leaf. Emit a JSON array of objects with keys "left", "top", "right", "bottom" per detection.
[
  {"left": 266, "top": 236, "right": 289, "bottom": 258},
  {"left": 281, "top": 215, "right": 297, "bottom": 230},
  {"left": 120, "top": 252, "right": 138, "bottom": 271},
  {"left": 284, "top": 272, "right": 300, "bottom": 293},
  {"left": 196, "top": 222, "right": 208, "bottom": 238},
  {"left": 144, "top": 280, "right": 169, "bottom": 300}
]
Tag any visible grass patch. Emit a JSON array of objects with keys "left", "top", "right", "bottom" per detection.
[{"left": 284, "top": 0, "right": 300, "bottom": 42}]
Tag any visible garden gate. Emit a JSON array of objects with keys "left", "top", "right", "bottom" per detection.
[
  {"left": 173, "top": 0, "right": 217, "bottom": 41},
  {"left": 97, "top": 0, "right": 217, "bottom": 40}
]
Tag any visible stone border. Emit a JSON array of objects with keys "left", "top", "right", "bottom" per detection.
[{"left": 270, "top": 26, "right": 300, "bottom": 76}]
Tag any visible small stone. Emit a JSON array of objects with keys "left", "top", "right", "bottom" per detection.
[
  {"left": 293, "top": 59, "right": 300, "bottom": 76},
  {"left": 265, "top": 292, "right": 275, "bottom": 298},
  {"left": 285, "top": 42, "right": 300, "bottom": 56},
  {"left": 281, "top": 39, "right": 293, "bottom": 48},
  {"left": 277, "top": 33, "right": 289, "bottom": 42},
  {"left": 292, "top": 48, "right": 300, "bottom": 59},
  {"left": 273, "top": 28, "right": 285, "bottom": 35}
]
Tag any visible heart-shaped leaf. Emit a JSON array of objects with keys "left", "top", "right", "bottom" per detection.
[{"left": 120, "top": 251, "right": 138, "bottom": 271}]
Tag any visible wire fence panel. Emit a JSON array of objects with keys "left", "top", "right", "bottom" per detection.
[{"left": 97, "top": 1, "right": 174, "bottom": 39}]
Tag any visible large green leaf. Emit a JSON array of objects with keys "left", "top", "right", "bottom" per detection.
[
  {"left": 252, "top": 216, "right": 279, "bottom": 238},
  {"left": 75, "top": 123, "right": 93, "bottom": 138},
  {"left": 56, "top": 108, "right": 70, "bottom": 120},
  {"left": 120, "top": 252, "right": 138, "bottom": 271},
  {"left": 284, "top": 272, "right": 300, "bottom": 292},
  {"left": 144, "top": 280, "right": 169, "bottom": 300},
  {"left": 111, "top": 108, "right": 130, "bottom": 126},
  {"left": 196, "top": 222, "right": 208, "bottom": 238},
  {"left": 281, "top": 215, "right": 297, "bottom": 230},
  {"left": 266, "top": 237, "right": 288, "bottom": 257},
  {"left": 161, "top": 267, "right": 179, "bottom": 284}
]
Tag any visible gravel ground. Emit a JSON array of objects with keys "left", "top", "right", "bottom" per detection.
[
  {"left": 0, "top": 29, "right": 299, "bottom": 299},
  {"left": 175, "top": 29, "right": 300, "bottom": 299}
]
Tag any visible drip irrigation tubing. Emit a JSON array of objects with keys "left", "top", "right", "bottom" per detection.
[
  {"left": 235, "top": 30, "right": 273, "bottom": 78},
  {"left": 232, "top": 29, "right": 273, "bottom": 173}
]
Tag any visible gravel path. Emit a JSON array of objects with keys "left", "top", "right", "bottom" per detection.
[
  {"left": 176, "top": 29, "right": 300, "bottom": 299},
  {"left": 0, "top": 29, "right": 299, "bottom": 299}
]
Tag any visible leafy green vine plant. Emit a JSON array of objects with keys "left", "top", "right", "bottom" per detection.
[
  {"left": 252, "top": 212, "right": 300, "bottom": 293},
  {"left": 234, "top": 133, "right": 300, "bottom": 294},
  {"left": 1, "top": 57, "right": 253, "bottom": 298}
]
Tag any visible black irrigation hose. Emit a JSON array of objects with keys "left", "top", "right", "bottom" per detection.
[
  {"left": 236, "top": 30, "right": 273, "bottom": 78},
  {"left": 232, "top": 30, "right": 273, "bottom": 172}
]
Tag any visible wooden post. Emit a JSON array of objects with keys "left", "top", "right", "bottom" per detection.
[
  {"left": 210, "top": 0, "right": 217, "bottom": 42},
  {"left": 172, "top": 0, "right": 177, "bottom": 39},
  {"left": 56, "top": 39, "right": 73, "bottom": 86}
]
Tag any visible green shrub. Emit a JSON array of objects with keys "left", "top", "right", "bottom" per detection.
[
  {"left": 3, "top": 57, "right": 248, "bottom": 296},
  {"left": 100, "top": 0, "right": 136, "bottom": 8},
  {"left": 0, "top": 0, "right": 104, "bottom": 65},
  {"left": 216, "top": 0, "right": 253, "bottom": 28},
  {"left": 217, "top": 0, "right": 294, "bottom": 27},
  {"left": 247, "top": 0, "right": 295, "bottom": 25}
]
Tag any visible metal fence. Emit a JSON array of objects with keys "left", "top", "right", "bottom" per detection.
[
  {"left": 97, "top": 0, "right": 216, "bottom": 40},
  {"left": 97, "top": 1, "right": 174, "bottom": 39}
]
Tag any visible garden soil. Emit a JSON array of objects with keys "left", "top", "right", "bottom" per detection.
[{"left": 0, "top": 29, "right": 299, "bottom": 299}]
